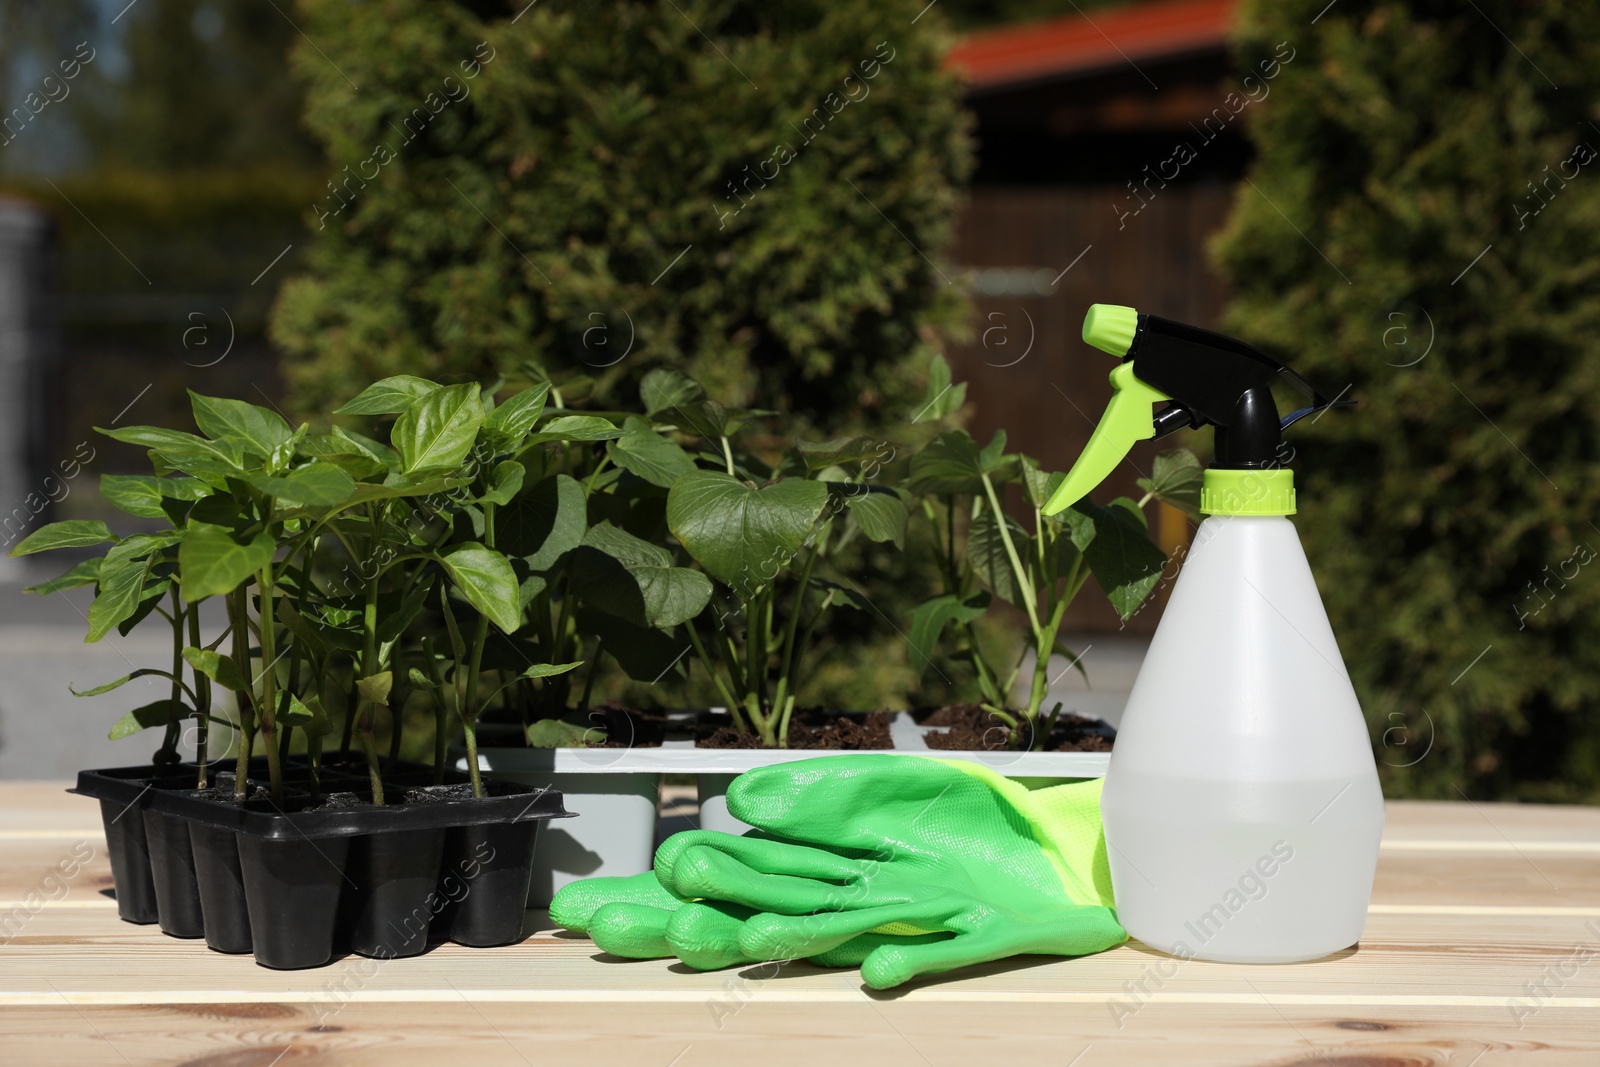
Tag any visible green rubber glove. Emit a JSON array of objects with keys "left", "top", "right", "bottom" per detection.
[{"left": 549, "top": 755, "right": 1126, "bottom": 988}]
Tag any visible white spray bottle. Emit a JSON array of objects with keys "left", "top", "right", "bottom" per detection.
[{"left": 1043, "top": 304, "right": 1385, "bottom": 963}]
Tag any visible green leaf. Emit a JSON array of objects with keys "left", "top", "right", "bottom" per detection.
[
  {"left": 70, "top": 667, "right": 182, "bottom": 697},
  {"left": 1065, "top": 499, "right": 1167, "bottom": 619},
  {"left": 843, "top": 488, "right": 908, "bottom": 548},
  {"left": 1137, "top": 448, "right": 1205, "bottom": 522},
  {"left": 796, "top": 436, "right": 893, "bottom": 470},
  {"left": 481, "top": 461, "right": 525, "bottom": 506},
  {"left": 908, "top": 430, "right": 1017, "bottom": 496},
  {"left": 907, "top": 593, "right": 989, "bottom": 682},
  {"left": 246, "top": 462, "right": 357, "bottom": 507},
  {"left": 407, "top": 667, "right": 437, "bottom": 689},
  {"left": 525, "top": 718, "right": 601, "bottom": 748},
  {"left": 440, "top": 543, "right": 521, "bottom": 633},
  {"left": 392, "top": 382, "right": 482, "bottom": 473},
  {"left": 666, "top": 471, "right": 829, "bottom": 600},
  {"left": 640, "top": 368, "right": 705, "bottom": 416},
  {"left": 188, "top": 391, "right": 293, "bottom": 457},
  {"left": 98, "top": 426, "right": 244, "bottom": 472},
  {"left": 376, "top": 575, "right": 436, "bottom": 644},
  {"left": 87, "top": 536, "right": 170, "bottom": 642},
  {"left": 347, "top": 475, "right": 468, "bottom": 505},
  {"left": 276, "top": 598, "right": 327, "bottom": 660},
  {"left": 178, "top": 523, "right": 275, "bottom": 601},
  {"left": 522, "top": 660, "right": 584, "bottom": 679},
  {"left": 299, "top": 432, "right": 389, "bottom": 480},
  {"left": 24, "top": 558, "right": 103, "bottom": 595},
  {"left": 98, "top": 475, "right": 209, "bottom": 520},
  {"left": 569, "top": 522, "right": 713, "bottom": 629},
  {"left": 496, "top": 473, "right": 586, "bottom": 568},
  {"left": 182, "top": 648, "right": 250, "bottom": 692},
  {"left": 914, "top": 354, "right": 966, "bottom": 423},
  {"left": 967, "top": 509, "right": 1033, "bottom": 610},
  {"left": 335, "top": 375, "right": 442, "bottom": 415},
  {"left": 524, "top": 415, "right": 623, "bottom": 445},
  {"left": 277, "top": 691, "right": 330, "bottom": 736},
  {"left": 810, "top": 577, "right": 867, "bottom": 611},
  {"left": 483, "top": 382, "right": 550, "bottom": 444},
  {"left": 663, "top": 399, "right": 728, "bottom": 438},
  {"left": 109, "top": 700, "right": 188, "bottom": 741},
  {"left": 1021, "top": 459, "right": 1066, "bottom": 511},
  {"left": 356, "top": 671, "right": 393, "bottom": 706},
  {"left": 578, "top": 607, "right": 693, "bottom": 682},
  {"left": 607, "top": 427, "right": 696, "bottom": 488},
  {"left": 10, "top": 520, "right": 118, "bottom": 557}
]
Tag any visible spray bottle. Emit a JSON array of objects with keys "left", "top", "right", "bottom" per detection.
[{"left": 1042, "top": 304, "right": 1385, "bottom": 963}]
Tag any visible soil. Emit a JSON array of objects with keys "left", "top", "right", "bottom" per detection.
[
  {"left": 697, "top": 708, "right": 894, "bottom": 750},
  {"left": 914, "top": 704, "right": 1114, "bottom": 753}
]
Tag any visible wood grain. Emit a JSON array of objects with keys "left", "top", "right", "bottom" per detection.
[{"left": 2, "top": 784, "right": 1598, "bottom": 1066}]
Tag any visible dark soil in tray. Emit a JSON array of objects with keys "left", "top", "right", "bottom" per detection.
[
  {"left": 697, "top": 708, "right": 894, "bottom": 750},
  {"left": 915, "top": 704, "right": 1114, "bottom": 753}
]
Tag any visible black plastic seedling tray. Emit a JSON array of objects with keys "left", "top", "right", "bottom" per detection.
[{"left": 72, "top": 759, "right": 570, "bottom": 969}]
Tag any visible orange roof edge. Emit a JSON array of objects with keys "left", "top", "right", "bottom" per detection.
[{"left": 947, "top": 0, "right": 1240, "bottom": 91}]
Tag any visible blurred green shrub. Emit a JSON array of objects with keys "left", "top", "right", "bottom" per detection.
[
  {"left": 1215, "top": 0, "right": 1600, "bottom": 801},
  {"left": 271, "top": 0, "right": 972, "bottom": 434}
]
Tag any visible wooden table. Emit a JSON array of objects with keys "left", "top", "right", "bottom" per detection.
[{"left": 2, "top": 782, "right": 1597, "bottom": 1065}]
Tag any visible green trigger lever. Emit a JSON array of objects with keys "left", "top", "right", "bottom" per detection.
[{"left": 1042, "top": 362, "right": 1170, "bottom": 516}]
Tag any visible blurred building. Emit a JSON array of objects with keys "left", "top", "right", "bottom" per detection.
[{"left": 945, "top": 0, "right": 1243, "bottom": 633}]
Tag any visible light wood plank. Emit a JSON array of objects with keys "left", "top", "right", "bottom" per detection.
[{"left": 2, "top": 1002, "right": 1598, "bottom": 1067}]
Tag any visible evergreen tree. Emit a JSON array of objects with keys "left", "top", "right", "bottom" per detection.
[
  {"left": 1214, "top": 0, "right": 1600, "bottom": 800},
  {"left": 271, "top": 0, "right": 972, "bottom": 430}
]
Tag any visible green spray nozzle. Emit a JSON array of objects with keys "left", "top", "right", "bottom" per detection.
[
  {"left": 1043, "top": 363, "right": 1170, "bottom": 514},
  {"left": 1041, "top": 304, "right": 1354, "bottom": 518}
]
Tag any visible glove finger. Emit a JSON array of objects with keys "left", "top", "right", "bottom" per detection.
[
  {"left": 806, "top": 931, "right": 953, "bottom": 968},
  {"left": 654, "top": 830, "right": 864, "bottom": 887},
  {"left": 588, "top": 902, "right": 676, "bottom": 959},
  {"left": 665, "top": 843, "right": 884, "bottom": 914},
  {"left": 664, "top": 900, "right": 759, "bottom": 971},
  {"left": 738, "top": 899, "right": 953, "bottom": 961},
  {"left": 860, "top": 904, "right": 1129, "bottom": 990},
  {"left": 550, "top": 871, "right": 679, "bottom": 933}
]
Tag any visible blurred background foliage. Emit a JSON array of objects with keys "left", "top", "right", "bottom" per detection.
[
  {"left": 271, "top": 0, "right": 972, "bottom": 434},
  {"left": 1216, "top": 0, "right": 1600, "bottom": 802}
]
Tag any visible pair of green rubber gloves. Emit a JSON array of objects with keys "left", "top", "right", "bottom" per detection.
[{"left": 548, "top": 755, "right": 1126, "bottom": 989}]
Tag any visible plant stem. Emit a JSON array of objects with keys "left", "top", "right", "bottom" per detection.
[
  {"left": 1026, "top": 597, "right": 1070, "bottom": 743},
  {"left": 578, "top": 637, "right": 603, "bottom": 711},
  {"left": 744, "top": 596, "right": 765, "bottom": 724},
  {"left": 188, "top": 604, "right": 209, "bottom": 789},
  {"left": 386, "top": 644, "right": 407, "bottom": 773},
  {"left": 357, "top": 563, "right": 384, "bottom": 805},
  {"left": 770, "top": 544, "right": 818, "bottom": 742},
  {"left": 460, "top": 500, "right": 497, "bottom": 799},
  {"left": 421, "top": 636, "right": 450, "bottom": 785},
  {"left": 254, "top": 563, "right": 285, "bottom": 805},
  {"left": 719, "top": 435, "right": 736, "bottom": 476},
  {"left": 228, "top": 587, "right": 255, "bottom": 801},
  {"left": 160, "top": 586, "right": 183, "bottom": 766},
  {"left": 980, "top": 473, "right": 1041, "bottom": 632},
  {"left": 962, "top": 621, "right": 1006, "bottom": 706},
  {"left": 685, "top": 617, "right": 746, "bottom": 734},
  {"left": 462, "top": 718, "right": 483, "bottom": 799}
]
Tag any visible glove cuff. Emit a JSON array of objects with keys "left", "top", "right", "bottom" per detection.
[{"left": 936, "top": 760, "right": 1116, "bottom": 909}]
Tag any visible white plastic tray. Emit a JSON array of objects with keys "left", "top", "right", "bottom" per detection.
[{"left": 460, "top": 711, "right": 1112, "bottom": 778}]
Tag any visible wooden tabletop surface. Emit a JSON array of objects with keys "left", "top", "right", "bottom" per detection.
[{"left": 2, "top": 781, "right": 1598, "bottom": 1066}]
